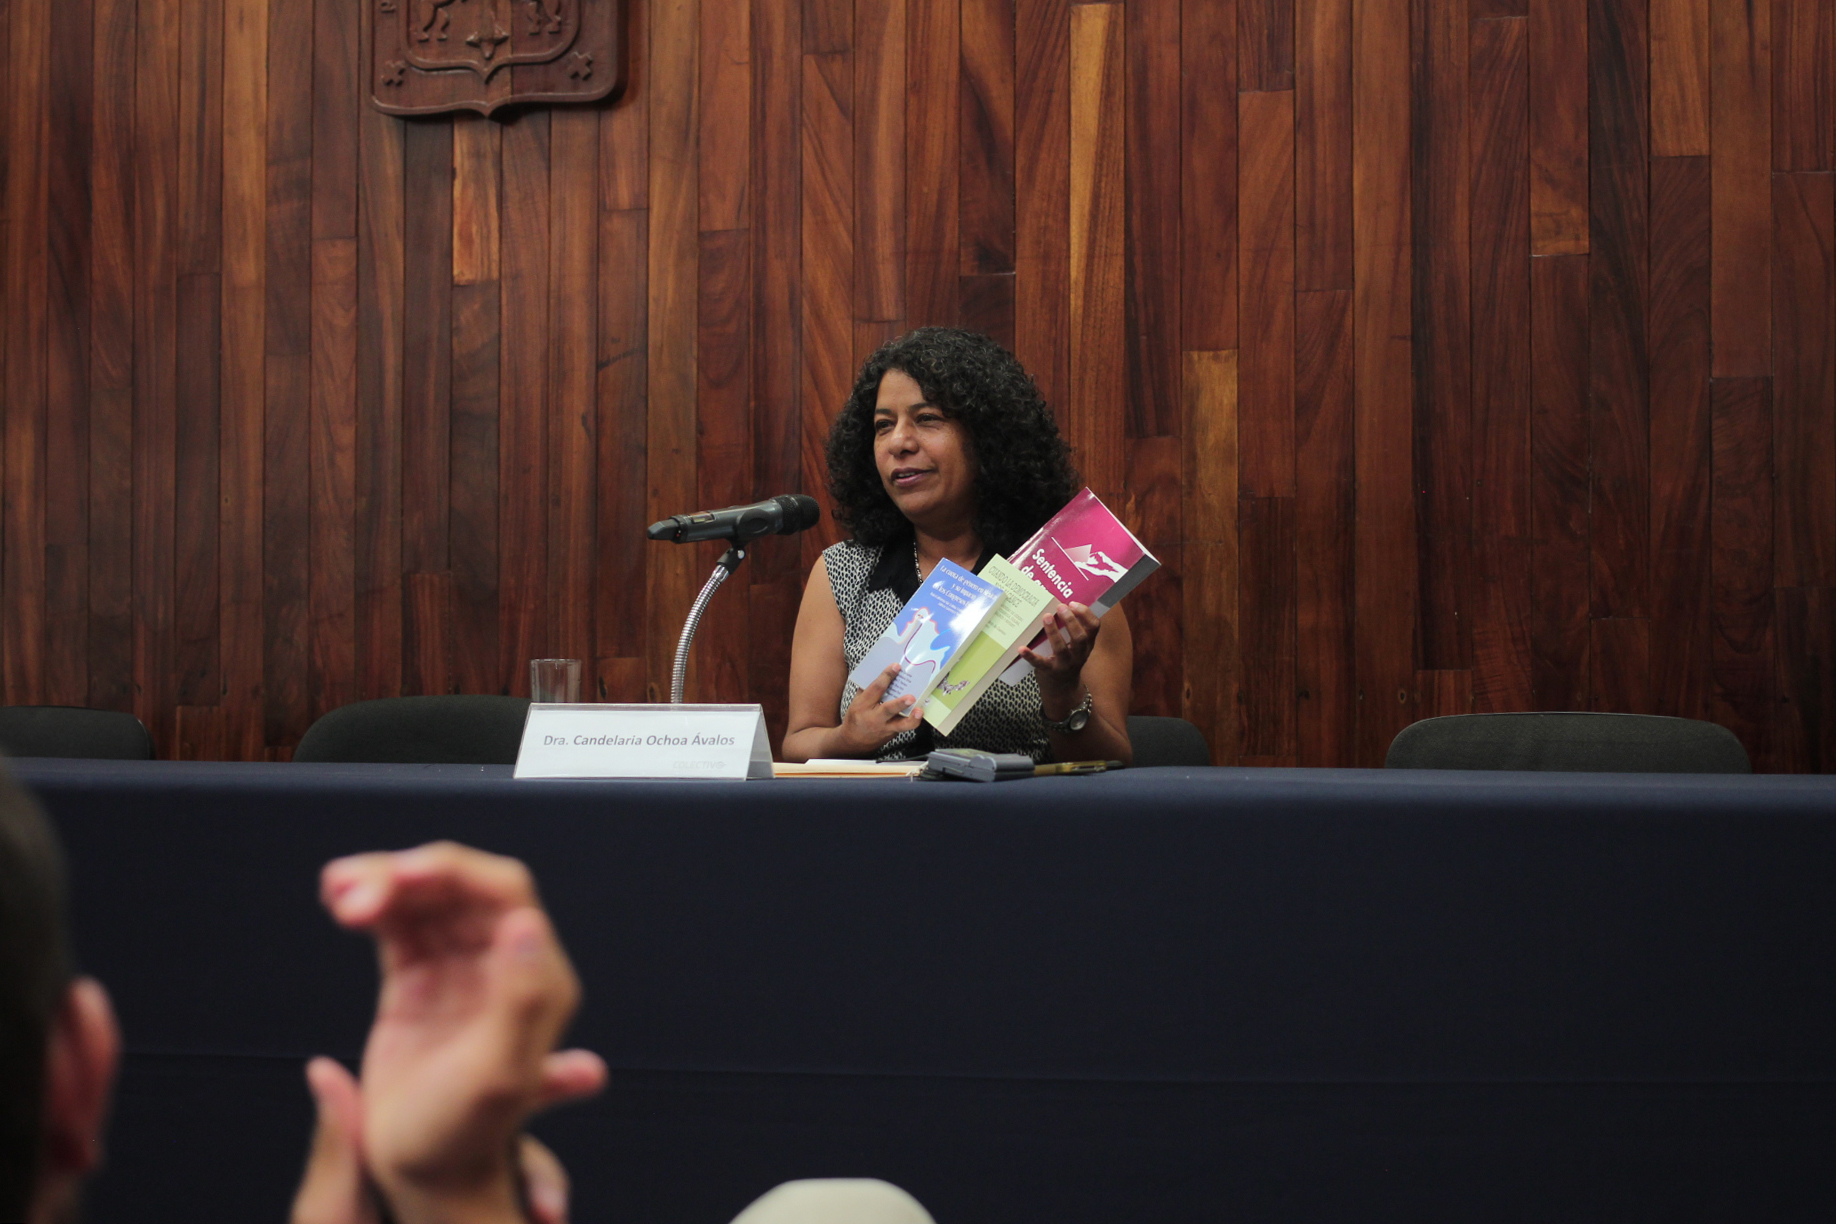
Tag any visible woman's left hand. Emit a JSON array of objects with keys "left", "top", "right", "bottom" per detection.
[{"left": 1021, "top": 602, "right": 1101, "bottom": 704}]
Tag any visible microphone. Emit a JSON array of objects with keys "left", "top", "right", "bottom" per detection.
[{"left": 647, "top": 494, "right": 821, "bottom": 544}]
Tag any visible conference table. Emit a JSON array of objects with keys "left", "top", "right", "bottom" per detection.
[{"left": 17, "top": 759, "right": 1836, "bottom": 1222}]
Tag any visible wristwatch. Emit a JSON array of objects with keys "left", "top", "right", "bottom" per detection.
[{"left": 1041, "top": 690, "right": 1095, "bottom": 734}]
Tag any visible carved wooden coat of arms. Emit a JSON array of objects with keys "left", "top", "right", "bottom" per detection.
[{"left": 371, "top": 0, "right": 624, "bottom": 117}]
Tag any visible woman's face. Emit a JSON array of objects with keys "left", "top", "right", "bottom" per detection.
[{"left": 873, "top": 370, "right": 976, "bottom": 528}]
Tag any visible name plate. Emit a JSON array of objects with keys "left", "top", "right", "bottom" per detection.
[{"left": 513, "top": 703, "right": 773, "bottom": 780}]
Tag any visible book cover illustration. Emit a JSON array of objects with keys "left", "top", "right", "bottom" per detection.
[
  {"left": 923, "top": 555, "right": 1057, "bottom": 734},
  {"left": 999, "top": 488, "right": 1161, "bottom": 685},
  {"left": 847, "top": 558, "right": 1008, "bottom": 706}
]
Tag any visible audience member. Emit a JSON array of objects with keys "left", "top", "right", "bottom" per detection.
[{"left": 0, "top": 770, "right": 933, "bottom": 1224}]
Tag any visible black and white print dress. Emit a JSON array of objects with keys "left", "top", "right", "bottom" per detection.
[{"left": 825, "top": 531, "right": 1052, "bottom": 762}]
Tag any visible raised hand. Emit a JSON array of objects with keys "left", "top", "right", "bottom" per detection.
[
  {"left": 291, "top": 1056, "right": 577, "bottom": 1224},
  {"left": 1021, "top": 602, "right": 1102, "bottom": 708},
  {"left": 302, "top": 843, "right": 606, "bottom": 1224}
]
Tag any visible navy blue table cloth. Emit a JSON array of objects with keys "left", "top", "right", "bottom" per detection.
[{"left": 15, "top": 759, "right": 1836, "bottom": 1223}]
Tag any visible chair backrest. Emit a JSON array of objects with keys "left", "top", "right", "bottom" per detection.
[
  {"left": 0, "top": 706, "right": 155, "bottom": 760},
  {"left": 1126, "top": 715, "right": 1211, "bottom": 768},
  {"left": 293, "top": 696, "right": 533, "bottom": 765},
  {"left": 1385, "top": 712, "right": 1752, "bottom": 773}
]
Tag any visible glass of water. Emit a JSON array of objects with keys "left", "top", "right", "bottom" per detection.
[{"left": 529, "top": 658, "right": 582, "bottom": 704}]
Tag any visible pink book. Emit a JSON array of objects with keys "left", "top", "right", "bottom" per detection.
[{"left": 997, "top": 488, "right": 1160, "bottom": 685}]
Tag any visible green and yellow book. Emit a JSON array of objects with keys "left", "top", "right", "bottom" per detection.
[{"left": 922, "top": 555, "right": 1057, "bottom": 735}]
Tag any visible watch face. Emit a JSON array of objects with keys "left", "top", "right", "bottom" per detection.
[{"left": 1065, "top": 709, "right": 1091, "bottom": 733}]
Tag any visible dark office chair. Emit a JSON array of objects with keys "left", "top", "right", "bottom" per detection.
[
  {"left": 1126, "top": 715, "right": 1211, "bottom": 768},
  {"left": 0, "top": 706, "right": 155, "bottom": 760},
  {"left": 293, "top": 696, "right": 532, "bottom": 765},
  {"left": 1384, "top": 712, "right": 1751, "bottom": 773}
]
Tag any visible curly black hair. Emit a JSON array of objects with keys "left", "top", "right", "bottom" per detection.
[{"left": 825, "top": 328, "right": 1081, "bottom": 556}]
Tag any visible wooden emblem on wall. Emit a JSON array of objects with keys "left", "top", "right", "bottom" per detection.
[{"left": 372, "top": 0, "right": 624, "bottom": 117}]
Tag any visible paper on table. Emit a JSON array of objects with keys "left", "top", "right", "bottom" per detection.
[{"left": 773, "top": 760, "right": 923, "bottom": 778}]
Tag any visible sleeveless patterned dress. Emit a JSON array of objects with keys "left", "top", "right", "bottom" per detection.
[{"left": 824, "top": 534, "right": 1052, "bottom": 762}]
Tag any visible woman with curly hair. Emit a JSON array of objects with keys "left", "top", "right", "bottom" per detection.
[{"left": 782, "top": 328, "right": 1133, "bottom": 764}]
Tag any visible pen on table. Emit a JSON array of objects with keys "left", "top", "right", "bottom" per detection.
[{"left": 1034, "top": 760, "right": 1125, "bottom": 775}]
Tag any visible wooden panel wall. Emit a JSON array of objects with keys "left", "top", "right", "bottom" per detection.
[{"left": 3, "top": 0, "right": 1834, "bottom": 768}]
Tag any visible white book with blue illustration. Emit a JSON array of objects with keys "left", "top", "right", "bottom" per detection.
[{"left": 847, "top": 558, "right": 1007, "bottom": 708}]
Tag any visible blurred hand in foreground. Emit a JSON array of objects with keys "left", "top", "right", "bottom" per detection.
[{"left": 291, "top": 842, "right": 606, "bottom": 1224}]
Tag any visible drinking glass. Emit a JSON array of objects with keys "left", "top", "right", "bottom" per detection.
[{"left": 529, "top": 658, "right": 582, "bottom": 704}]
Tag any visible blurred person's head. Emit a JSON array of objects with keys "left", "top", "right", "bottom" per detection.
[{"left": 0, "top": 768, "right": 117, "bottom": 1224}]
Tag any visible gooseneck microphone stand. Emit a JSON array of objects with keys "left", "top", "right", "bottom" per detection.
[
  {"left": 670, "top": 544, "right": 747, "bottom": 705},
  {"left": 651, "top": 495, "right": 819, "bottom": 704}
]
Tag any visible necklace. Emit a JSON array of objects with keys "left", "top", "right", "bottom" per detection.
[{"left": 913, "top": 539, "right": 924, "bottom": 581}]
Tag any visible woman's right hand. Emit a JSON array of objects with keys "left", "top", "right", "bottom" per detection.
[{"left": 835, "top": 663, "right": 926, "bottom": 757}]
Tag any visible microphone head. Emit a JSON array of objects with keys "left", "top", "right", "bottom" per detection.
[
  {"left": 646, "top": 518, "right": 680, "bottom": 541},
  {"left": 774, "top": 495, "right": 822, "bottom": 535}
]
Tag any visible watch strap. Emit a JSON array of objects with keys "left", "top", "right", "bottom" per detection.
[{"left": 1041, "top": 689, "right": 1095, "bottom": 733}]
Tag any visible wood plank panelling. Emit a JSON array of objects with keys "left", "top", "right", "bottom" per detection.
[
  {"left": 905, "top": 0, "right": 958, "bottom": 327},
  {"left": 799, "top": 36, "right": 850, "bottom": 571},
  {"left": 174, "top": 265, "right": 221, "bottom": 709},
  {"left": 1181, "top": 0, "right": 1236, "bottom": 348},
  {"left": 401, "top": 124, "right": 453, "bottom": 585},
  {"left": 1590, "top": 615, "right": 1651, "bottom": 712},
  {"left": 1531, "top": 253, "right": 1592, "bottom": 710},
  {"left": 1068, "top": 2, "right": 1125, "bottom": 501},
  {"left": 1649, "top": 0, "right": 1708, "bottom": 156},
  {"left": 1015, "top": 0, "right": 1069, "bottom": 413},
  {"left": 1123, "top": 433, "right": 1182, "bottom": 719},
  {"left": 1238, "top": 89, "right": 1295, "bottom": 499},
  {"left": 134, "top": 0, "right": 182, "bottom": 748},
  {"left": 4, "top": 0, "right": 49, "bottom": 704},
  {"left": 1240, "top": 494, "right": 1297, "bottom": 762},
  {"left": 1777, "top": 586, "right": 1836, "bottom": 769},
  {"left": 694, "top": 226, "right": 750, "bottom": 701},
  {"left": 451, "top": 116, "right": 500, "bottom": 699},
  {"left": 263, "top": 0, "right": 311, "bottom": 747},
  {"left": 88, "top": 0, "right": 137, "bottom": 719},
  {"left": 1183, "top": 350, "right": 1239, "bottom": 765},
  {"left": 1713, "top": 376, "right": 1777, "bottom": 766},
  {"left": 1353, "top": 0, "right": 1416, "bottom": 763},
  {"left": 44, "top": 0, "right": 93, "bottom": 707},
  {"left": 1417, "top": 668, "right": 1473, "bottom": 718},
  {"left": 219, "top": 0, "right": 266, "bottom": 756},
  {"left": 596, "top": 208, "right": 648, "bottom": 684},
  {"left": 750, "top": 0, "right": 801, "bottom": 742},
  {"left": 1124, "top": 0, "right": 1179, "bottom": 438},
  {"left": 2, "top": 0, "right": 1833, "bottom": 771},
  {"left": 1710, "top": 0, "right": 1772, "bottom": 376},
  {"left": 1649, "top": 156, "right": 1714, "bottom": 720},
  {"left": 1588, "top": 0, "right": 1650, "bottom": 619},
  {"left": 960, "top": 0, "right": 1014, "bottom": 278},
  {"left": 308, "top": 236, "right": 357, "bottom": 721},
  {"left": 1295, "top": 290, "right": 1354, "bottom": 762},
  {"left": 354, "top": 100, "right": 404, "bottom": 705},
  {"left": 500, "top": 113, "right": 553, "bottom": 695},
  {"left": 550, "top": 108, "right": 600, "bottom": 673},
  {"left": 1772, "top": 0, "right": 1833, "bottom": 170},
  {"left": 650, "top": 0, "right": 700, "bottom": 700},
  {"left": 401, "top": 118, "right": 452, "bottom": 702},
  {"left": 852, "top": 0, "right": 903, "bottom": 324},
  {"left": 1411, "top": 0, "right": 1472, "bottom": 668},
  {"left": 1772, "top": 170, "right": 1836, "bottom": 587},
  {"left": 1469, "top": 16, "right": 1532, "bottom": 713},
  {"left": 1241, "top": 0, "right": 1295, "bottom": 92},
  {"left": 1530, "top": 0, "right": 1588, "bottom": 254},
  {"left": 1295, "top": 0, "right": 1349, "bottom": 291}
]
